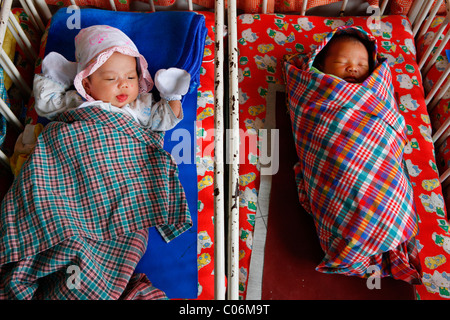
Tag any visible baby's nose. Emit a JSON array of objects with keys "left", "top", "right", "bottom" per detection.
[
  {"left": 347, "top": 63, "right": 360, "bottom": 73},
  {"left": 119, "top": 78, "right": 129, "bottom": 88}
]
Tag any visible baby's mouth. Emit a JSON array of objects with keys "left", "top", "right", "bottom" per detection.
[
  {"left": 344, "top": 76, "right": 357, "bottom": 83},
  {"left": 116, "top": 94, "right": 129, "bottom": 103}
]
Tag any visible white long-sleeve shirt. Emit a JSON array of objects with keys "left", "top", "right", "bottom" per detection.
[{"left": 33, "top": 74, "right": 183, "bottom": 131}]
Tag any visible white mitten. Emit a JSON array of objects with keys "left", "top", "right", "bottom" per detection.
[
  {"left": 154, "top": 68, "right": 191, "bottom": 101},
  {"left": 41, "top": 52, "right": 78, "bottom": 88}
]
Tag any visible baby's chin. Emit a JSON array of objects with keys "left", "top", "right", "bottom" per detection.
[
  {"left": 110, "top": 99, "right": 132, "bottom": 108},
  {"left": 107, "top": 101, "right": 128, "bottom": 108}
]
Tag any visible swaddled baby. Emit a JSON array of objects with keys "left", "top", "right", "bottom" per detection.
[
  {"left": 283, "top": 26, "right": 422, "bottom": 284},
  {"left": 34, "top": 24, "right": 190, "bottom": 130}
]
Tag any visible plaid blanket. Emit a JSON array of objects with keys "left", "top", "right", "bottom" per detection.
[
  {"left": 0, "top": 107, "right": 191, "bottom": 299},
  {"left": 284, "top": 26, "right": 422, "bottom": 284}
]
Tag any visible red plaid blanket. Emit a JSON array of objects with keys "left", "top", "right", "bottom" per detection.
[
  {"left": 0, "top": 107, "right": 192, "bottom": 299},
  {"left": 284, "top": 26, "right": 422, "bottom": 284}
]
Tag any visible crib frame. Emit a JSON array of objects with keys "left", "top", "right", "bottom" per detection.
[
  {"left": 0, "top": 0, "right": 449, "bottom": 300},
  {"left": 226, "top": 0, "right": 450, "bottom": 299},
  {"left": 0, "top": 0, "right": 227, "bottom": 300}
]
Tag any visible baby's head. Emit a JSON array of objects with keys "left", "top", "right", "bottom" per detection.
[
  {"left": 313, "top": 33, "right": 373, "bottom": 83},
  {"left": 73, "top": 25, "right": 153, "bottom": 107},
  {"left": 82, "top": 52, "right": 139, "bottom": 108}
]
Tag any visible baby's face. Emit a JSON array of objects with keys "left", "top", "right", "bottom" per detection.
[
  {"left": 82, "top": 52, "right": 139, "bottom": 107},
  {"left": 321, "top": 38, "right": 370, "bottom": 83}
]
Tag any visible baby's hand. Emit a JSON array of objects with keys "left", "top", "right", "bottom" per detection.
[
  {"left": 154, "top": 68, "right": 191, "bottom": 101},
  {"left": 41, "top": 52, "right": 78, "bottom": 88}
]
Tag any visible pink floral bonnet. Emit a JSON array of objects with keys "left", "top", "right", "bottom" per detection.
[{"left": 73, "top": 25, "right": 153, "bottom": 101}]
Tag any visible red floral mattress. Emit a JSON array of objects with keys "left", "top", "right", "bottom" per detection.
[
  {"left": 194, "top": 11, "right": 217, "bottom": 300},
  {"left": 237, "top": 14, "right": 449, "bottom": 300}
]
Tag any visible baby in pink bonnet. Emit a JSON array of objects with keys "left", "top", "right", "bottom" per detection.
[{"left": 34, "top": 24, "right": 190, "bottom": 130}]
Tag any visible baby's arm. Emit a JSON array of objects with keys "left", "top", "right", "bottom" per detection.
[
  {"left": 168, "top": 100, "right": 182, "bottom": 118},
  {"left": 151, "top": 98, "right": 183, "bottom": 131},
  {"left": 127, "top": 68, "right": 189, "bottom": 130},
  {"left": 34, "top": 75, "right": 82, "bottom": 119},
  {"left": 126, "top": 93, "right": 182, "bottom": 130},
  {"left": 33, "top": 52, "right": 80, "bottom": 119}
]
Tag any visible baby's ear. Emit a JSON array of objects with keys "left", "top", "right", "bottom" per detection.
[
  {"left": 313, "top": 60, "right": 323, "bottom": 72},
  {"left": 82, "top": 78, "right": 91, "bottom": 94}
]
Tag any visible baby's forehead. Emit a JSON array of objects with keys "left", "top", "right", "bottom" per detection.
[
  {"left": 330, "top": 35, "right": 365, "bottom": 48},
  {"left": 100, "top": 53, "right": 137, "bottom": 69},
  {"left": 327, "top": 37, "right": 369, "bottom": 56}
]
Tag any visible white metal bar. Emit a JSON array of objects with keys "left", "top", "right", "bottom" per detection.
[
  {"left": 424, "top": 28, "right": 450, "bottom": 75},
  {"left": 0, "top": 0, "right": 32, "bottom": 97},
  {"left": 33, "top": 0, "right": 53, "bottom": 22},
  {"left": 227, "top": 0, "right": 240, "bottom": 301},
  {"left": 413, "top": 0, "right": 434, "bottom": 36},
  {"left": 429, "top": 75, "right": 450, "bottom": 112},
  {"left": 0, "top": 91, "right": 23, "bottom": 131},
  {"left": 108, "top": 0, "right": 117, "bottom": 11},
  {"left": 419, "top": 21, "right": 447, "bottom": 70},
  {"left": 262, "top": 0, "right": 268, "bottom": 14},
  {"left": 0, "top": 0, "right": 14, "bottom": 46},
  {"left": 0, "top": 149, "right": 10, "bottom": 168},
  {"left": 19, "top": 0, "right": 45, "bottom": 32},
  {"left": 0, "top": 54, "right": 23, "bottom": 93},
  {"left": 409, "top": 0, "right": 428, "bottom": 27},
  {"left": 18, "top": 0, "right": 39, "bottom": 32},
  {"left": 27, "top": 0, "right": 47, "bottom": 31},
  {"left": 434, "top": 115, "right": 450, "bottom": 146},
  {"left": 214, "top": 0, "right": 226, "bottom": 301},
  {"left": 417, "top": 0, "right": 444, "bottom": 39},
  {"left": 6, "top": 18, "right": 29, "bottom": 60},
  {"left": 440, "top": 166, "right": 450, "bottom": 187},
  {"left": 425, "top": 63, "right": 450, "bottom": 106},
  {"left": 8, "top": 11, "right": 38, "bottom": 61},
  {"left": 380, "top": 0, "right": 388, "bottom": 15},
  {"left": 339, "top": 0, "right": 348, "bottom": 17},
  {"left": 148, "top": 0, "right": 155, "bottom": 12},
  {"left": 301, "top": 0, "right": 308, "bottom": 15},
  {"left": 0, "top": 50, "right": 32, "bottom": 95}
]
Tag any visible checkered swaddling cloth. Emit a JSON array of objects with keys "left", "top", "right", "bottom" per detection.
[
  {"left": 284, "top": 53, "right": 422, "bottom": 284},
  {"left": 0, "top": 107, "right": 191, "bottom": 299}
]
